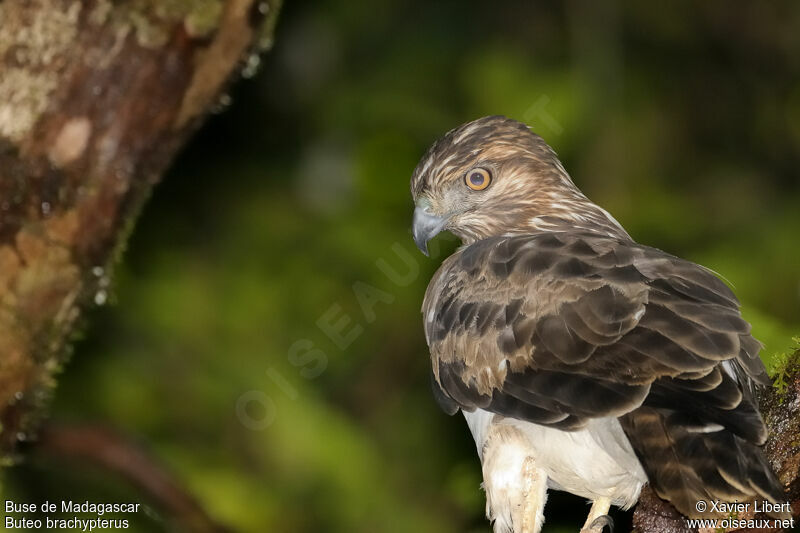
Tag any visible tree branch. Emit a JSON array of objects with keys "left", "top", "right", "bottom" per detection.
[
  {"left": 0, "top": 0, "right": 281, "bottom": 456},
  {"left": 36, "top": 423, "right": 229, "bottom": 532}
]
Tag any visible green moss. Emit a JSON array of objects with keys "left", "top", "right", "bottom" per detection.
[
  {"left": 182, "top": 0, "right": 224, "bottom": 38},
  {"left": 256, "top": 0, "right": 283, "bottom": 51},
  {"left": 768, "top": 336, "right": 800, "bottom": 401},
  {"left": 122, "top": 0, "right": 225, "bottom": 47}
]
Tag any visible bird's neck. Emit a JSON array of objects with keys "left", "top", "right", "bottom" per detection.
[
  {"left": 521, "top": 198, "right": 633, "bottom": 241},
  {"left": 456, "top": 193, "right": 632, "bottom": 245}
]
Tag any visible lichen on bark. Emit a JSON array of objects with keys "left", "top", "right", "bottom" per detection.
[{"left": 0, "top": 1, "right": 83, "bottom": 142}]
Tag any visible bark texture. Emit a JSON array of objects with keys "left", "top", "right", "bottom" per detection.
[
  {"left": 0, "top": 0, "right": 281, "bottom": 456},
  {"left": 633, "top": 346, "right": 800, "bottom": 532}
]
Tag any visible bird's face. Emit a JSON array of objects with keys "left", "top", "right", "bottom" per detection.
[
  {"left": 411, "top": 116, "right": 577, "bottom": 255},
  {"left": 411, "top": 160, "right": 499, "bottom": 255}
]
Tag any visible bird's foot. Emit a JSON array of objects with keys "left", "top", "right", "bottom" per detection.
[{"left": 580, "top": 514, "right": 613, "bottom": 533}]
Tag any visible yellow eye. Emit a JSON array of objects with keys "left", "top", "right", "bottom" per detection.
[{"left": 465, "top": 167, "right": 492, "bottom": 191}]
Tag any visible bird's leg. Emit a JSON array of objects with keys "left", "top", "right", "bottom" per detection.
[
  {"left": 518, "top": 456, "right": 548, "bottom": 533},
  {"left": 481, "top": 425, "right": 548, "bottom": 533},
  {"left": 580, "top": 497, "right": 612, "bottom": 533}
]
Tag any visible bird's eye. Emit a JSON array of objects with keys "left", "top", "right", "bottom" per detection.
[{"left": 465, "top": 167, "right": 492, "bottom": 191}]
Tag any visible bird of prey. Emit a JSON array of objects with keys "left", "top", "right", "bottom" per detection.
[{"left": 410, "top": 116, "right": 785, "bottom": 533}]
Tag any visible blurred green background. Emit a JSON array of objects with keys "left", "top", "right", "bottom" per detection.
[{"left": 4, "top": 1, "right": 800, "bottom": 531}]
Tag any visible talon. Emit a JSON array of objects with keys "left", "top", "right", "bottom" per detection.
[{"left": 587, "top": 514, "right": 614, "bottom": 533}]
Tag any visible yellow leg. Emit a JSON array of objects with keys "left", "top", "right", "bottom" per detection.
[{"left": 580, "top": 497, "right": 612, "bottom": 533}]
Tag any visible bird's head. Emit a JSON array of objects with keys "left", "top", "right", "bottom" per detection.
[{"left": 410, "top": 115, "right": 617, "bottom": 255}]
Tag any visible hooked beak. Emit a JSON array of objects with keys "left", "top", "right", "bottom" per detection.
[{"left": 412, "top": 206, "right": 448, "bottom": 256}]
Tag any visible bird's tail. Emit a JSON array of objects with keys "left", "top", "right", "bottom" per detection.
[{"left": 620, "top": 406, "right": 788, "bottom": 519}]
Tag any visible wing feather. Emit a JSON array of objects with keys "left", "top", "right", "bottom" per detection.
[
  {"left": 424, "top": 233, "right": 767, "bottom": 409},
  {"left": 423, "top": 231, "right": 783, "bottom": 511}
]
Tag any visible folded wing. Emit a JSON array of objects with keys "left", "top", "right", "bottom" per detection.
[{"left": 423, "top": 232, "right": 783, "bottom": 514}]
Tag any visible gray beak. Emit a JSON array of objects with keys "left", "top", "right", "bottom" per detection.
[{"left": 412, "top": 206, "right": 448, "bottom": 256}]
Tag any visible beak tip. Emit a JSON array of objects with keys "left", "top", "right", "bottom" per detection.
[
  {"left": 412, "top": 206, "right": 446, "bottom": 257},
  {"left": 413, "top": 233, "right": 430, "bottom": 256}
]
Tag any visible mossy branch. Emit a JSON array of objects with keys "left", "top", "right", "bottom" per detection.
[{"left": 0, "top": 0, "right": 281, "bottom": 457}]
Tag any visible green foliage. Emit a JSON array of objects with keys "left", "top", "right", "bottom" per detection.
[
  {"left": 4, "top": 1, "right": 800, "bottom": 532},
  {"left": 769, "top": 337, "right": 800, "bottom": 399}
]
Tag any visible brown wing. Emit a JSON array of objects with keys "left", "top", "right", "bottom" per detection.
[{"left": 423, "top": 232, "right": 784, "bottom": 513}]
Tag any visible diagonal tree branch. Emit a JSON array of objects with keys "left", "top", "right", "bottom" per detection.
[
  {"left": 0, "top": 0, "right": 282, "bottom": 456},
  {"left": 36, "top": 422, "right": 230, "bottom": 532}
]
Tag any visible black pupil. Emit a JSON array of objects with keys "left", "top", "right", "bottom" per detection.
[{"left": 470, "top": 172, "right": 485, "bottom": 186}]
